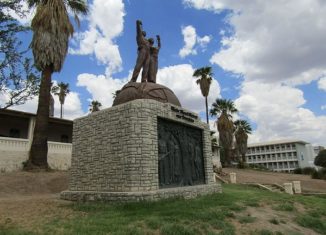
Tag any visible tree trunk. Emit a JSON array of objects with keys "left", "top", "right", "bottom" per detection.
[
  {"left": 205, "top": 96, "right": 209, "bottom": 124},
  {"left": 25, "top": 66, "right": 52, "bottom": 170},
  {"left": 60, "top": 103, "right": 63, "bottom": 118},
  {"left": 241, "top": 154, "right": 246, "bottom": 164}
]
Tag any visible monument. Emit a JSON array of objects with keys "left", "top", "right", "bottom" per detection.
[{"left": 61, "top": 20, "right": 221, "bottom": 202}]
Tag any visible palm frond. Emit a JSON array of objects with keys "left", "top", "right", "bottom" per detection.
[
  {"left": 67, "top": 0, "right": 88, "bottom": 15},
  {"left": 234, "top": 119, "right": 252, "bottom": 134},
  {"left": 30, "top": 0, "right": 88, "bottom": 72},
  {"left": 210, "top": 98, "right": 238, "bottom": 117},
  {"left": 194, "top": 66, "right": 213, "bottom": 97},
  {"left": 67, "top": 0, "right": 88, "bottom": 27}
]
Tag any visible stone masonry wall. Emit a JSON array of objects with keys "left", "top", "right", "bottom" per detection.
[{"left": 64, "top": 99, "right": 219, "bottom": 201}]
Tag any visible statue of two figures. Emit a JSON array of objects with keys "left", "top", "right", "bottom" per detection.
[{"left": 130, "top": 20, "right": 161, "bottom": 83}]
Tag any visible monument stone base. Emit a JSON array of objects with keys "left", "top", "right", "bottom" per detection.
[{"left": 61, "top": 99, "right": 221, "bottom": 202}]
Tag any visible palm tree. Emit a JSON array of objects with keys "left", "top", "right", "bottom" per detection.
[
  {"left": 26, "top": 0, "right": 88, "bottom": 169},
  {"left": 234, "top": 120, "right": 252, "bottom": 164},
  {"left": 53, "top": 82, "right": 70, "bottom": 118},
  {"left": 89, "top": 100, "right": 102, "bottom": 113},
  {"left": 193, "top": 66, "right": 213, "bottom": 124},
  {"left": 210, "top": 98, "right": 238, "bottom": 167}
]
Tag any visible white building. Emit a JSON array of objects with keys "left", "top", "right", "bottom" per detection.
[
  {"left": 245, "top": 139, "right": 318, "bottom": 172},
  {"left": 0, "top": 109, "right": 73, "bottom": 172}
]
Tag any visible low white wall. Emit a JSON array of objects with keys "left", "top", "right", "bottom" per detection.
[
  {"left": 48, "top": 141, "right": 72, "bottom": 170},
  {"left": 0, "top": 137, "right": 71, "bottom": 172}
]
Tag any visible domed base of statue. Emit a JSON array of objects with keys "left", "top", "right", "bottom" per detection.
[{"left": 112, "top": 82, "right": 181, "bottom": 107}]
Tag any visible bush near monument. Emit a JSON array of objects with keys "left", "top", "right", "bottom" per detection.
[{"left": 314, "top": 149, "right": 326, "bottom": 168}]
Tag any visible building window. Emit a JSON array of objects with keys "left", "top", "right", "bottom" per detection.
[
  {"left": 61, "top": 135, "right": 69, "bottom": 143},
  {"left": 301, "top": 152, "right": 304, "bottom": 161},
  {"left": 9, "top": 129, "right": 20, "bottom": 138}
]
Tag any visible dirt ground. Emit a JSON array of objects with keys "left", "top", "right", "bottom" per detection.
[
  {"left": 221, "top": 168, "right": 326, "bottom": 193},
  {"left": 0, "top": 171, "right": 75, "bottom": 232},
  {"left": 0, "top": 170, "right": 325, "bottom": 234}
]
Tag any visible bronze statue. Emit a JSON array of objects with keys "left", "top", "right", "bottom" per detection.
[
  {"left": 148, "top": 35, "right": 161, "bottom": 83},
  {"left": 130, "top": 20, "right": 151, "bottom": 83}
]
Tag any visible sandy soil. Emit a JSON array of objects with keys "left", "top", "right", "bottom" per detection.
[
  {"left": 221, "top": 168, "right": 326, "bottom": 193},
  {"left": 0, "top": 171, "right": 75, "bottom": 232}
]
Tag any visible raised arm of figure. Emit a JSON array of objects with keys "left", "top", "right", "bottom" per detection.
[
  {"left": 136, "top": 20, "right": 144, "bottom": 45},
  {"left": 156, "top": 35, "right": 161, "bottom": 49}
]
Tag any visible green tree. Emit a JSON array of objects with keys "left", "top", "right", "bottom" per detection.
[
  {"left": 210, "top": 98, "right": 238, "bottom": 167},
  {"left": 89, "top": 100, "right": 102, "bottom": 113},
  {"left": 234, "top": 119, "right": 252, "bottom": 164},
  {"left": 314, "top": 149, "right": 326, "bottom": 168},
  {"left": 193, "top": 66, "right": 213, "bottom": 124},
  {"left": 0, "top": 0, "right": 39, "bottom": 109},
  {"left": 26, "top": 0, "right": 88, "bottom": 169},
  {"left": 52, "top": 82, "right": 70, "bottom": 118}
]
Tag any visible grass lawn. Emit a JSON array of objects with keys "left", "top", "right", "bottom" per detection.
[{"left": 1, "top": 184, "right": 325, "bottom": 235}]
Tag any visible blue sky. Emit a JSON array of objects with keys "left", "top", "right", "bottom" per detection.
[{"left": 2, "top": 0, "right": 326, "bottom": 146}]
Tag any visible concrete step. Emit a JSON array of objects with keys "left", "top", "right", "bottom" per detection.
[{"left": 261, "top": 184, "right": 285, "bottom": 193}]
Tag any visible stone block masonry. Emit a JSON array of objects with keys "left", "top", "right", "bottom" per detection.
[{"left": 61, "top": 99, "right": 221, "bottom": 201}]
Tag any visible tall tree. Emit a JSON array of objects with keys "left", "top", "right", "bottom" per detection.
[
  {"left": 52, "top": 82, "right": 70, "bottom": 118},
  {"left": 0, "top": 0, "right": 39, "bottom": 109},
  {"left": 234, "top": 119, "right": 252, "bottom": 164},
  {"left": 89, "top": 100, "right": 102, "bottom": 113},
  {"left": 193, "top": 66, "right": 213, "bottom": 124},
  {"left": 25, "top": 0, "right": 88, "bottom": 169},
  {"left": 210, "top": 98, "right": 238, "bottom": 167}
]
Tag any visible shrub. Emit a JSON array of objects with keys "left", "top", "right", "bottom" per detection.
[
  {"left": 293, "top": 168, "right": 302, "bottom": 174},
  {"left": 311, "top": 168, "right": 326, "bottom": 180},
  {"left": 237, "top": 161, "right": 247, "bottom": 169},
  {"left": 302, "top": 167, "right": 315, "bottom": 175},
  {"left": 248, "top": 164, "right": 269, "bottom": 171},
  {"left": 314, "top": 149, "right": 326, "bottom": 168}
]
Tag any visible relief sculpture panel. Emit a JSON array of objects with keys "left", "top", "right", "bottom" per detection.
[{"left": 158, "top": 118, "right": 205, "bottom": 188}]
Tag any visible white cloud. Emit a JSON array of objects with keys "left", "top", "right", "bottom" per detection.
[
  {"left": 0, "top": 90, "right": 38, "bottom": 113},
  {"left": 235, "top": 81, "right": 326, "bottom": 145},
  {"left": 318, "top": 76, "right": 326, "bottom": 91},
  {"left": 76, "top": 73, "right": 128, "bottom": 109},
  {"left": 185, "top": 0, "right": 326, "bottom": 85},
  {"left": 157, "top": 64, "right": 220, "bottom": 113},
  {"left": 179, "top": 25, "right": 211, "bottom": 58},
  {"left": 5, "top": 1, "right": 35, "bottom": 25},
  {"left": 179, "top": 26, "right": 197, "bottom": 58},
  {"left": 0, "top": 83, "right": 85, "bottom": 120},
  {"left": 183, "top": 0, "right": 225, "bottom": 12},
  {"left": 70, "top": 0, "right": 125, "bottom": 76},
  {"left": 198, "top": 35, "right": 211, "bottom": 48},
  {"left": 52, "top": 92, "right": 85, "bottom": 120},
  {"left": 76, "top": 64, "right": 221, "bottom": 114},
  {"left": 185, "top": 0, "right": 326, "bottom": 145}
]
